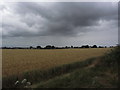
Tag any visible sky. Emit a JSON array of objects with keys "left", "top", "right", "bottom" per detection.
[{"left": 0, "top": 2, "right": 118, "bottom": 47}]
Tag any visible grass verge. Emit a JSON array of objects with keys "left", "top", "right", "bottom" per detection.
[{"left": 36, "top": 47, "right": 119, "bottom": 88}]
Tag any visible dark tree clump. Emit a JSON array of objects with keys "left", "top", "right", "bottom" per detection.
[{"left": 36, "top": 46, "right": 42, "bottom": 49}]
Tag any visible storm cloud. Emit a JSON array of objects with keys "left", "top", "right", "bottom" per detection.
[{"left": 1, "top": 2, "right": 118, "bottom": 46}]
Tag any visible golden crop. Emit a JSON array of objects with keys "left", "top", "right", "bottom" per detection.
[{"left": 2, "top": 48, "right": 111, "bottom": 77}]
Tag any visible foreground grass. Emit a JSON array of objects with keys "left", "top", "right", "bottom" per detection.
[
  {"left": 37, "top": 63, "right": 118, "bottom": 88},
  {"left": 36, "top": 47, "right": 119, "bottom": 88},
  {"left": 2, "top": 47, "right": 119, "bottom": 88}
]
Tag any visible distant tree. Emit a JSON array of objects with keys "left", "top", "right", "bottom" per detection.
[
  {"left": 99, "top": 46, "right": 103, "bottom": 48},
  {"left": 81, "top": 45, "right": 89, "bottom": 48},
  {"left": 65, "top": 46, "right": 68, "bottom": 48},
  {"left": 92, "top": 45, "right": 97, "bottom": 48},
  {"left": 45, "top": 45, "right": 52, "bottom": 49},
  {"left": 30, "top": 46, "right": 33, "bottom": 49},
  {"left": 110, "top": 46, "right": 114, "bottom": 48},
  {"left": 51, "top": 46, "right": 55, "bottom": 49},
  {"left": 71, "top": 46, "right": 73, "bottom": 48},
  {"left": 105, "top": 46, "right": 107, "bottom": 48},
  {"left": 36, "top": 46, "right": 41, "bottom": 49},
  {"left": 2, "top": 47, "right": 7, "bottom": 49},
  {"left": 86, "top": 45, "right": 89, "bottom": 48}
]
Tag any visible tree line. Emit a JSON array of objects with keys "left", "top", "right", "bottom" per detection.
[{"left": 1, "top": 45, "right": 115, "bottom": 49}]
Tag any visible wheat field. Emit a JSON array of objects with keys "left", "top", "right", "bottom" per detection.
[{"left": 2, "top": 48, "right": 111, "bottom": 77}]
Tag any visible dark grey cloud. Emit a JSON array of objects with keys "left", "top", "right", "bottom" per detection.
[
  {"left": 1, "top": 2, "right": 118, "bottom": 47},
  {"left": 2, "top": 2, "right": 118, "bottom": 38}
]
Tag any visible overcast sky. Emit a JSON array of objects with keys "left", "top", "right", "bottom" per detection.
[{"left": 0, "top": 2, "right": 118, "bottom": 47}]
